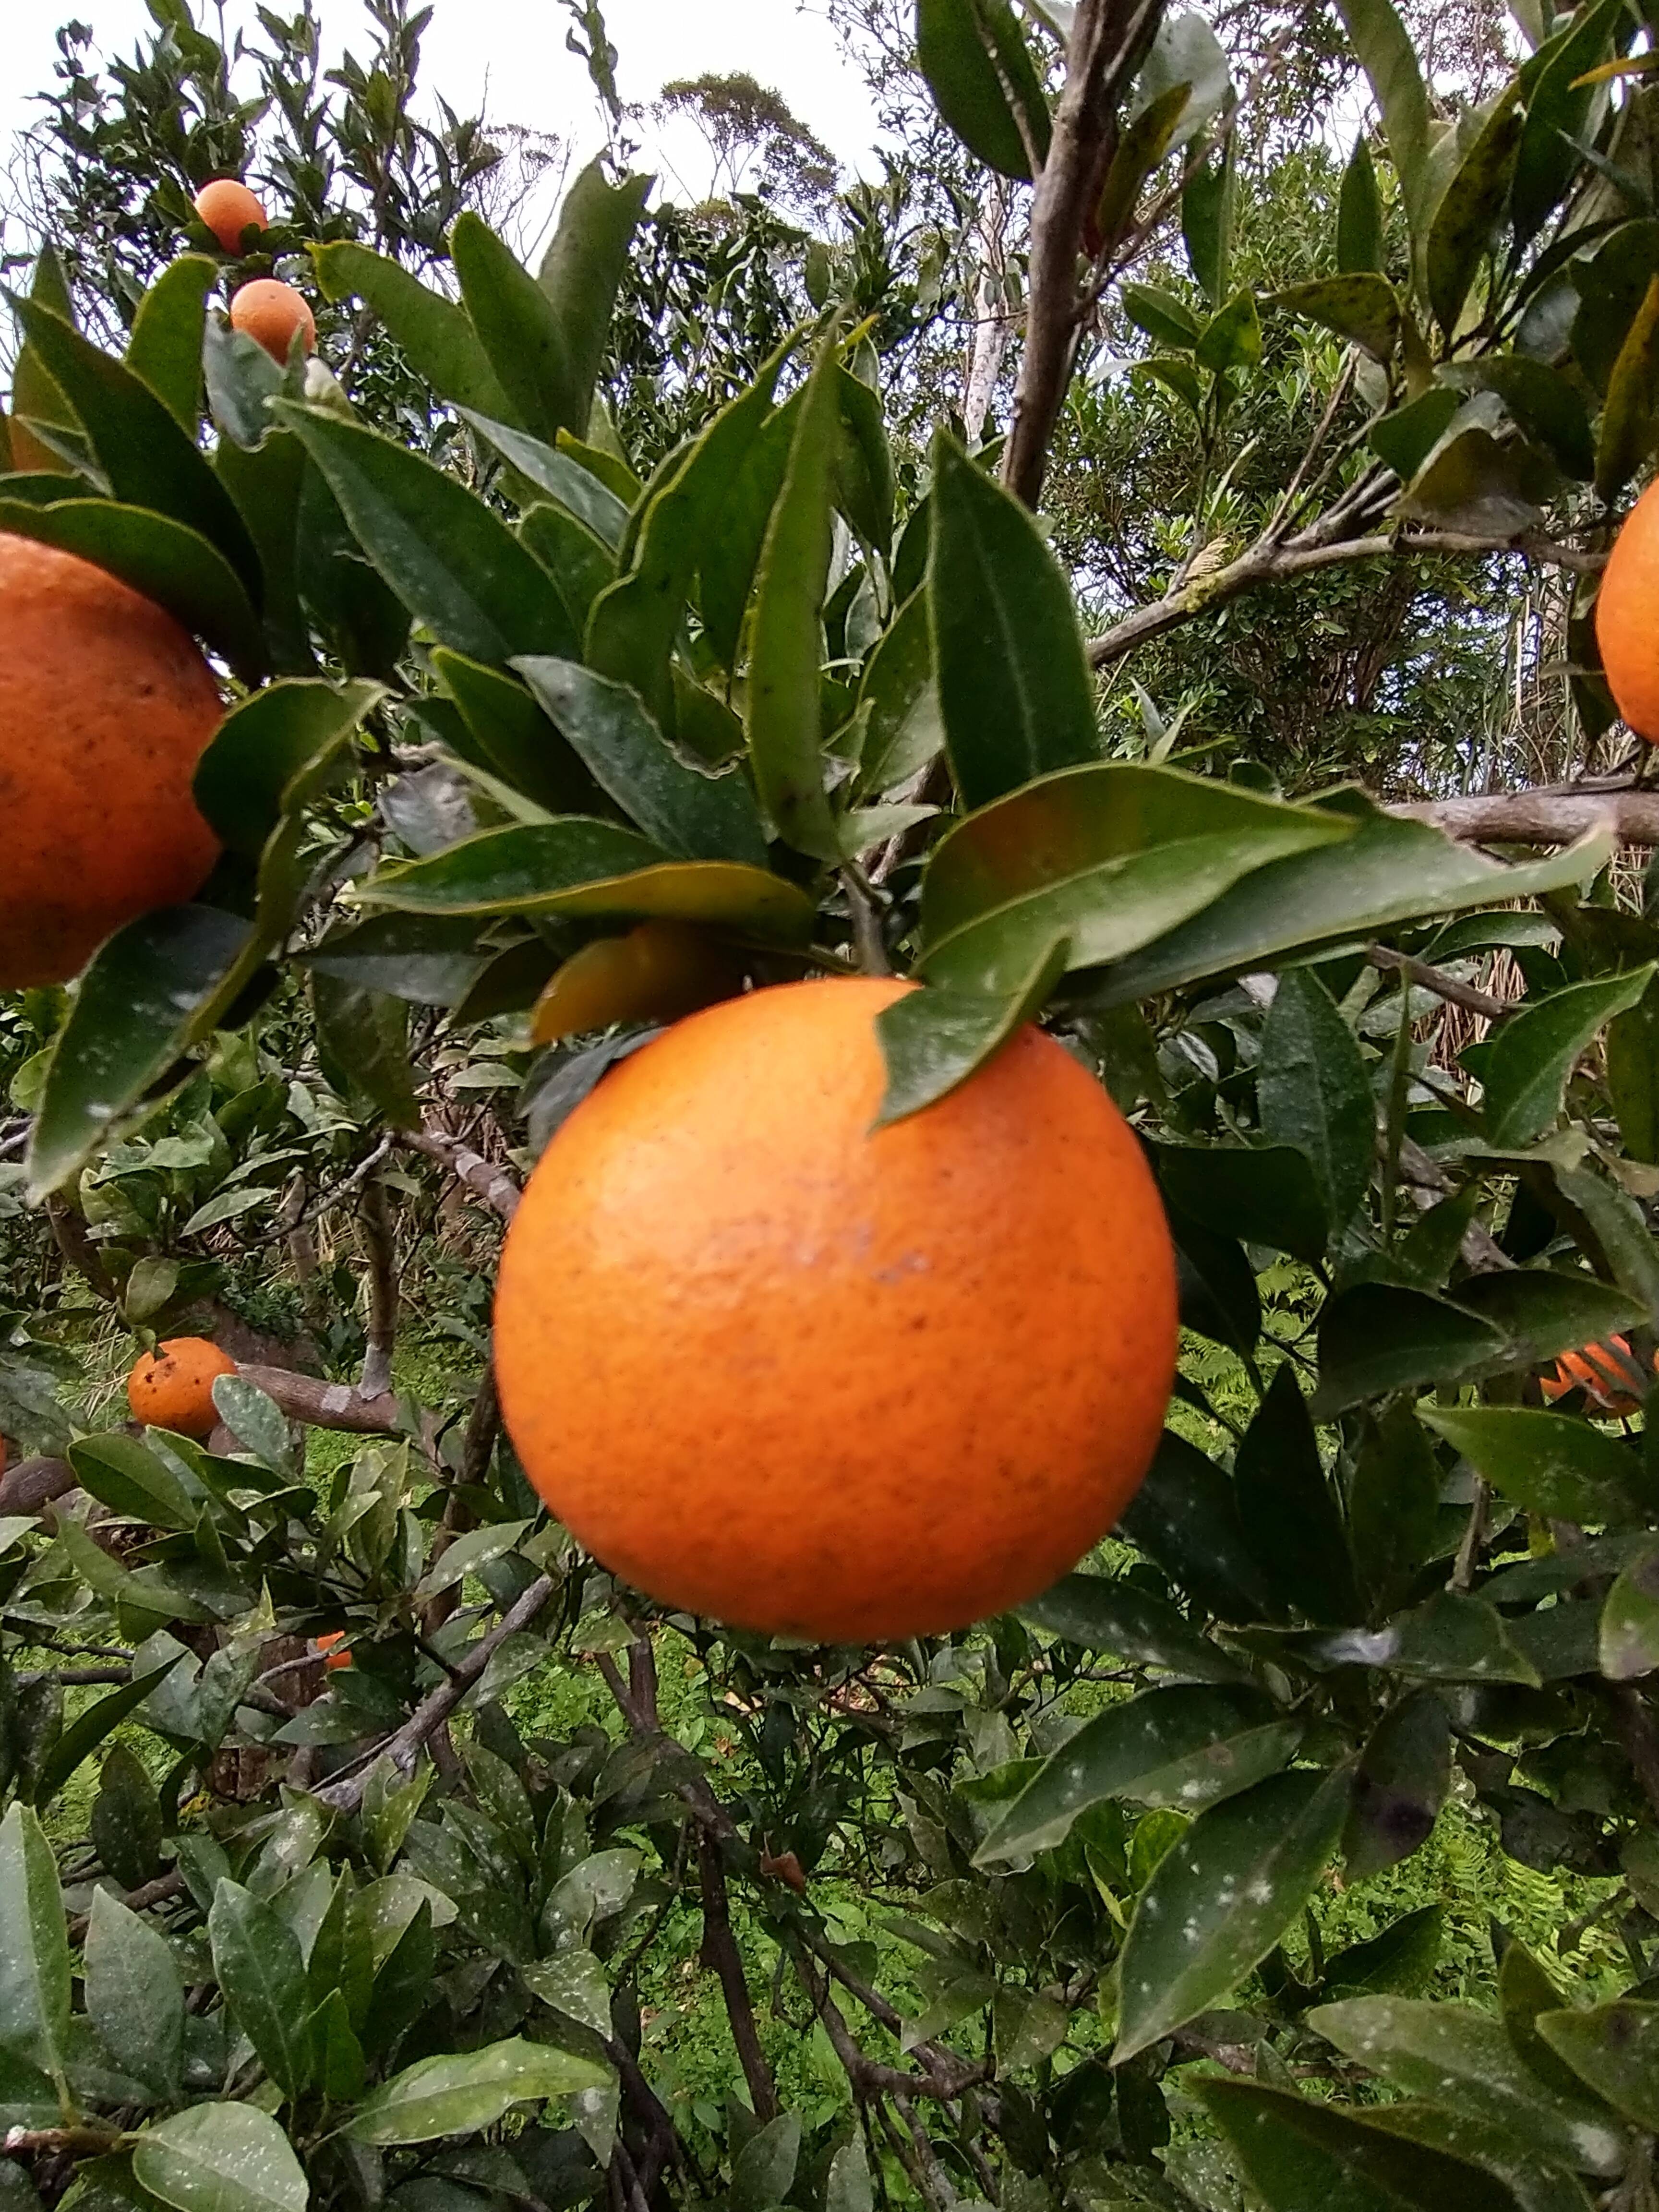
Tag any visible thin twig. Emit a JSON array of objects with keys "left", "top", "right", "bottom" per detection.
[
  {"left": 1366, "top": 945, "right": 1511, "bottom": 1024},
  {"left": 400, "top": 1118, "right": 521, "bottom": 1222},
  {"left": 357, "top": 1174, "right": 398, "bottom": 1401},
  {"left": 696, "top": 1827, "right": 779, "bottom": 2119}
]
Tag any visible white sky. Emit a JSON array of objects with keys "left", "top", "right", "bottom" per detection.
[{"left": 4, "top": 0, "right": 885, "bottom": 217}]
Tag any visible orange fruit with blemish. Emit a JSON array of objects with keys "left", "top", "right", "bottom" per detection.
[
  {"left": 1597, "top": 474, "right": 1659, "bottom": 742},
  {"left": 127, "top": 1338, "right": 237, "bottom": 1439},
  {"left": 494, "top": 976, "right": 1178, "bottom": 1643},
  {"left": 0, "top": 533, "right": 222, "bottom": 987},
  {"left": 229, "top": 278, "right": 315, "bottom": 364},
  {"left": 192, "top": 178, "right": 268, "bottom": 254}
]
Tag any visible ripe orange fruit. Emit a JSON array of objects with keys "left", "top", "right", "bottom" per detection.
[
  {"left": 1597, "top": 475, "right": 1659, "bottom": 742},
  {"left": 494, "top": 977, "right": 1178, "bottom": 1643},
  {"left": 127, "top": 1338, "right": 238, "bottom": 1438},
  {"left": 0, "top": 533, "right": 223, "bottom": 988},
  {"left": 531, "top": 921, "right": 745, "bottom": 1045},
  {"left": 315, "top": 1631, "right": 352, "bottom": 1670},
  {"left": 229, "top": 279, "right": 315, "bottom": 364},
  {"left": 1542, "top": 1334, "right": 1655, "bottom": 1417},
  {"left": 192, "top": 178, "right": 268, "bottom": 254}
]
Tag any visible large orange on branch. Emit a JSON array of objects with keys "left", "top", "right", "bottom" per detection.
[
  {"left": 0, "top": 534, "right": 222, "bottom": 987},
  {"left": 495, "top": 977, "right": 1178, "bottom": 1643}
]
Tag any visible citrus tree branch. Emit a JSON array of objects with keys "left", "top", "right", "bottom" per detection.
[
  {"left": 696, "top": 1826, "right": 780, "bottom": 2121},
  {"left": 399, "top": 1116, "right": 522, "bottom": 1222},
  {"left": 1390, "top": 788, "right": 1659, "bottom": 846}
]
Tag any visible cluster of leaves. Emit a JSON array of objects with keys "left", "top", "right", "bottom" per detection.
[{"left": 0, "top": 0, "right": 1659, "bottom": 2207}]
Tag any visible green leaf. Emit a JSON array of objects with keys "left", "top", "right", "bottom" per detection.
[
  {"left": 194, "top": 679, "right": 380, "bottom": 857},
  {"left": 34, "top": 1656, "right": 186, "bottom": 1806},
  {"left": 1372, "top": 388, "right": 1461, "bottom": 481},
  {"left": 1020, "top": 1574, "right": 1252, "bottom": 1684},
  {"left": 518, "top": 500, "right": 615, "bottom": 636},
  {"left": 1484, "top": 966, "right": 1656, "bottom": 1146},
  {"left": 1335, "top": 0, "right": 1432, "bottom": 231},
  {"left": 1446, "top": 357, "right": 1597, "bottom": 481},
  {"left": 1169, "top": 1204, "right": 1262, "bottom": 1356},
  {"left": 1343, "top": 1690, "right": 1451, "bottom": 1878},
  {"left": 346, "top": 2034, "right": 610, "bottom": 2145},
  {"left": 929, "top": 435, "right": 1104, "bottom": 813},
  {"left": 84, "top": 1891, "right": 184, "bottom": 2103},
  {"left": 1420, "top": 1406, "right": 1641, "bottom": 1526},
  {"left": 1608, "top": 974, "right": 1659, "bottom": 1163},
  {"left": 1115, "top": 1767, "right": 1352, "bottom": 2061},
  {"left": 11, "top": 297, "right": 260, "bottom": 592},
  {"left": 461, "top": 408, "right": 627, "bottom": 547},
  {"left": 1595, "top": 273, "right": 1659, "bottom": 499},
  {"left": 919, "top": 763, "right": 1349, "bottom": 995},
  {"left": 1096, "top": 83, "right": 1193, "bottom": 251},
  {"left": 1273, "top": 275, "right": 1400, "bottom": 362},
  {"left": 915, "top": 0, "right": 1052, "bottom": 180},
  {"left": 26, "top": 906, "right": 252, "bottom": 1200},
  {"left": 69, "top": 1436, "right": 190, "bottom": 1533},
  {"left": 1310, "top": 1996, "right": 1629, "bottom": 2176},
  {"left": 854, "top": 588, "right": 943, "bottom": 798},
  {"left": 0, "top": 1806, "right": 70, "bottom": 2092},
  {"left": 1156, "top": 1143, "right": 1330, "bottom": 1265},
  {"left": 1424, "top": 84, "right": 1525, "bottom": 336},
  {"left": 976, "top": 1687, "right": 1300, "bottom": 1863},
  {"left": 0, "top": 496, "right": 265, "bottom": 680},
  {"left": 312, "top": 976, "right": 419, "bottom": 1130},
  {"left": 1118, "top": 1430, "right": 1283, "bottom": 1622},
  {"left": 1400, "top": 426, "right": 1547, "bottom": 538},
  {"left": 1312, "top": 1283, "right": 1507, "bottom": 1415},
  {"left": 733, "top": 2113, "right": 803, "bottom": 2212},
  {"left": 1184, "top": 149, "right": 1238, "bottom": 311},
  {"left": 836, "top": 364, "right": 896, "bottom": 553},
  {"left": 745, "top": 347, "right": 841, "bottom": 859},
  {"left": 207, "top": 1879, "right": 313, "bottom": 2100},
  {"left": 312, "top": 242, "right": 513, "bottom": 419},
  {"left": 1341, "top": 1588, "right": 1542, "bottom": 1685},
  {"left": 535, "top": 160, "right": 650, "bottom": 433},
  {"left": 1200, "top": 2078, "right": 1523, "bottom": 2212},
  {"left": 1513, "top": 0, "right": 1626, "bottom": 246},
  {"left": 131, "top": 2104, "right": 309, "bottom": 2212},
  {"left": 696, "top": 397, "right": 799, "bottom": 672},
  {"left": 1599, "top": 1542, "right": 1659, "bottom": 1681},
  {"left": 1122, "top": 282, "right": 1204, "bottom": 351},
  {"left": 1260, "top": 967, "right": 1374, "bottom": 1231},
  {"left": 1323, "top": 1904, "right": 1445, "bottom": 1999},
  {"left": 1348, "top": 1407, "right": 1444, "bottom": 1619},
  {"left": 276, "top": 403, "right": 575, "bottom": 664},
  {"left": 1235, "top": 1368, "right": 1360, "bottom": 1623},
  {"left": 873, "top": 936, "right": 1069, "bottom": 1125},
  {"left": 515, "top": 658, "right": 768, "bottom": 866},
  {"left": 1195, "top": 286, "right": 1261, "bottom": 374},
  {"left": 452, "top": 213, "right": 587, "bottom": 450},
  {"left": 1538, "top": 2003, "right": 1659, "bottom": 2132},
  {"left": 360, "top": 824, "right": 813, "bottom": 941},
  {"left": 125, "top": 256, "right": 217, "bottom": 431},
  {"left": 431, "top": 647, "right": 604, "bottom": 817},
  {"left": 1570, "top": 220, "right": 1659, "bottom": 394},
  {"left": 1453, "top": 1270, "right": 1645, "bottom": 1367},
  {"left": 1338, "top": 135, "right": 1385, "bottom": 273}
]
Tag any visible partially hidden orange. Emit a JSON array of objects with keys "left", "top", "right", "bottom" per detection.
[
  {"left": 494, "top": 976, "right": 1178, "bottom": 1644},
  {"left": 127, "top": 1338, "right": 238, "bottom": 1439},
  {"left": 192, "top": 178, "right": 268, "bottom": 253},
  {"left": 1597, "top": 474, "right": 1659, "bottom": 742},
  {"left": 1542, "top": 1333, "right": 1655, "bottom": 1417},
  {"left": 229, "top": 279, "right": 315, "bottom": 364},
  {"left": 0, "top": 533, "right": 223, "bottom": 987}
]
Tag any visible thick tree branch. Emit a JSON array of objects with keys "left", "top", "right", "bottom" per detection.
[
  {"left": 696, "top": 1827, "right": 779, "bottom": 2121},
  {"left": 0, "top": 1456, "right": 76, "bottom": 1516},
  {"left": 400, "top": 1117, "right": 521, "bottom": 1222},
  {"left": 235, "top": 1364, "right": 409, "bottom": 1436},
  {"left": 357, "top": 1174, "right": 398, "bottom": 1401},
  {"left": 1392, "top": 787, "right": 1659, "bottom": 847}
]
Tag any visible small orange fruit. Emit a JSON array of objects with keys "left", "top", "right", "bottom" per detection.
[
  {"left": 127, "top": 1339, "right": 238, "bottom": 1439},
  {"left": 192, "top": 178, "right": 268, "bottom": 254},
  {"left": 315, "top": 1631, "right": 352, "bottom": 1671},
  {"left": 229, "top": 278, "right": 315, "bottom": 364},
  {"left": 494, "top": 976, "right": 1178, "bottom": 1643},
  {"left": 1597, "top": 474, "right": 1659, "bottom": 742},
  {"left": 0, "top": 533, "right": 223, "bottom": 987},
  {"left": 1542, "top": 1334, "right": 1655, "bottom": 1417}
]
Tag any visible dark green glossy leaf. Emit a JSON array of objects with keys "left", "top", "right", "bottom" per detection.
[
  {"left": 920, "top": 763, "right": 1348, "bottom": 995},
  {"left": 1608, "top": 974, "right": 1659, "bottom": 1162},
  {"left": 928, "top": 434, "right": 1105, "bottom": 813},
  {"left": 1236, "top": 1367, "right": 1361, "bottom": 1623},
  {"left": 1484, "top": 965, "right": 1656, "bottom": 1145},
  {"left": 534, "top": 161, "right": 650, "bottom": 441},
  {"left": 1421, "top": 1406, "right": 1641, "bottom": 1525},
  {"left": 1425, "top": 84, "right": 1524, "bottom": 335},
  {"left": 517, "top": 501, "right": 614, "bottom": 636},
  {"left": 1538, "top": 2003, "right": 1659, "bottom": 2131},
  {"left": 1184, "top": 149, "right": 1237, "bottom": 310},
  {"left": 0, "top": 496, "right": 265, "bottom": 679},
  {"left": 207, "top": 1879, "right": 313, "bottom": 2099},
  {"left": 1401, "top": 426, "right": 1547, "bottom": 537},
  {"left": 0, "top": 1805, "right": 71, "bottom": 2091},
  {"left": 1343, "top": 1690, "right": 1451, "bottom": 1877},
  {"left": 27, "top": 906, "right": 252, "bottom": 1200},
  {"left": 836, "top": 365, "right": 895, "bottom": 553},
  {"left": 1117, "top": 1429, "right": 1284, "bottom": 1623},
  {"left": 1195, "top": 286, "right": 1261, "bottom": 373},
  {"left": 915, "top": 0, "right": 1052, "bottom": 180},
  {"left": 1513, "top": 0, "right": 1626, "bottom": 246},
  {"left": 1201, "top": 2078, "right": 1521, "bottom": 2212},
  {"left": 1169, "top": 1204, "right": 1262, "bottom": 1356},
  {"left": 1116, "top": 1767, "right": 1352, "bottom": 2061},
  {"left": 1274, "top": 275, "right": 1399, "bottom": 362},
  {"left": 452, "top": 213, "right": 585, "bottom": 449},
  {"left": 1324, "top": 1905, "right": 1446, "bottom": 1999},
  {"left": 1335, "top": 0, "right": 1432, "bottom": 230},
  {"left": 312, "top": 975, "right": 420, "bottom": 1129},
  {"left": 346, "top": 2035, "right": 609, "bottom": 2145},
  {"left": 1598, "top": 1542, "right": 1659, "bottom": 1680},
  {"left": 1571, "top": 219, "right": 1659, "bottom": 392},
  {"left": 1372, "top": 388, "right": 1460, "bottom": 479},
  {"left": 1453, "top": 1270, "right": 1645, "bottom": 1366},
  {"left": 697, "top": 397, "right": 798, "bottom": 672},
  {"left": 1155, "top": 1142, "right": 1330, "bottom": 1264},
  {"left": 1445, "top": 357, "right": 1596, "bottom": 480},
  {"left": 1338, "top": 134, "right": 1385, "bottom": 273},
  {"left": 312, "top": 241, "right": 514, "bottom": 419},
  {"left": 432, "top": 647, "right": 605, "bottom": 817},
  {"left": 516, "top": 658, "right": 768, "bottom": 865},
  {"left": 460, "top": 407, "right": 626, "bottom": 548},
  {"left": 742, "top": 346, "right": 841, "bottom": 859},
  {"left": 34, "top": 1654, "right": 184, "bottom": 1807},
  {"left": 854, "top": 588, "right": 943, "bottom": 798},
  {"left": 85, "top": 1891, "right": 184, "bottom": 2103},
  {"left": 1090, "top": 796, "right": 1609, "bottom": 1011},
  {"left": 1311, "top": 1996, "right": 1628, "bottom": 2175},
  {"left": 1595, "top": 272, "right": 1659, "bottom": 498},
  {"left": 277, "top": 402, "right": 574, "bottom": 664},
  {"left": 1312, "top": 1283, "right": 1506, "bottom": 1415},
  {"left": 874, "top": 936, "right": 1068, "bottom": 1125},
  {"left": 195, "top": 678, "right": 380, "bottom": 856},
  {"left": 1020, "top": 1573, "right": 1251, "bottom": 1683},
  {"left": 1096, "top": 83, "right": 1192, "bottom": 250},
  {"left": 125, "top": 255, "right": 216, "bottom": 431},
  {"left": 12, "top": 298, "right": 259, "bottom": 591},
  {"left": 1121, "top": 282, "right": 1203, "bottom": 350},
  {"left": 1348, "top": 1404, "right": 1442, "bottom": 1618},
  {"left": 1260, "top": 967, "right": 1374, "bottom": 1231},
  {"left": 976, "top": 1687, "right": 1299, "bottom": 1863}
]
